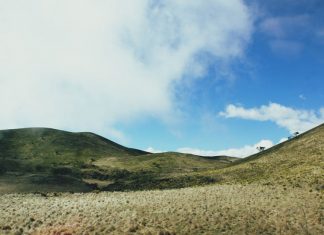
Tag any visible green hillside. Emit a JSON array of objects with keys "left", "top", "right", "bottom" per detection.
[
  {"left": 0, "top": 128, "right": 147, "bottom": 168},
  {"left": 0, "top": 128, "right": 236, "bottom": 193},
  {"left": 204, "top": 123, "right": 324, "bottom": 189},
  {"left": 1, "top": 123, "right": 323, "bottom": 194}
]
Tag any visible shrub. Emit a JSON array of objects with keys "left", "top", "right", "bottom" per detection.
[
  {"left": 51, "top": 167, "right": 73, "bottom": 175},
  {"left": 0, "top": 159, "right": 21, "bottom": 173}
]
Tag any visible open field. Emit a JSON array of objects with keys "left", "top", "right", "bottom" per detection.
[{"left": 0, "top": 184, "right": 323, "bottom": 235}]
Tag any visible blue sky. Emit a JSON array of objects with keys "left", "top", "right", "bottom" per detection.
[{"left": 0, "top": 0, "right": 323, "bottom": 157}]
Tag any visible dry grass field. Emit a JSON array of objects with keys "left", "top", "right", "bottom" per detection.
[{"left": 0, "top": 184, "right": 323, "bottom": 235}]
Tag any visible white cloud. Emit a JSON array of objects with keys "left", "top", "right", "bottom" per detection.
[
  {"left": 145, "top": 147, "right": 163, "bottom": 153},
  {"left": 177, "top": 147, "right": 221, "bottom": 157},
  {"left": 177, "top": 139, "right": 274, "bottom": 158},
  {"left": 219, "top": 103, "right": 324, "bottom": 133},
  {"left": 269, "top": 40, "right": 303, "bottom": 56},
  {"left": 260, "top": 15, "right": 310, "bottom": 39},
  {"left": 317, "top": 28, "right": 324, "bottom": 45},
  {"left": 299, "top": 94, "right": 306, "bottom": 100},
  {"left": 278, "top": 137, "right": 288, "bottom": 144},
  {"left": 0, "top": 0, "right": 253, "bottom": 139},
  {"left": 317, "top": 29, "right": 324, "bottom": 40},
  {"left": 259, "top": 15, "right": 309, "bottom": 56},
  {"left": 321, "top": 108, "right": 324, "bottom": 117}
]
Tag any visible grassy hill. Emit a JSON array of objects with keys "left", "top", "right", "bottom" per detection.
[
  {"left": 0, "top": 127, "right": 148, "bottom": 169},
  {"left": 1, "top": 123, "right": 323, "bottom": 193},
  {"left": 204, "top": 123, "right": 324, "bottom": 189},
  {"left": 0, "top": 128, "right": 236, "bottom": 193}
]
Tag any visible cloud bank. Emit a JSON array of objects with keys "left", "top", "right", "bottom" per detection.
[
  {"left": 0, "top": 0, "right": 253, "bottom": 138},
  {"left": 177, "top": 139, "right": 274, "bottom": 158},
  {"left": 220, "top": 103, "right": 324, "bottom": 133}
]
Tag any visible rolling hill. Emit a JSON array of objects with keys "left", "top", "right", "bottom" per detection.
[
  {"left": 0, "top": 128, "right": 236, "bottom": 193},
  {"left": 1, "top": 123, "right": 323, "bottom": 193},
  {"left": 205, "top": 123, "right": 324, "bottom": 189}
]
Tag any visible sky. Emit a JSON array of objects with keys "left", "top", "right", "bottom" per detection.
[{"left": 0, "top": 0, "right": 324, "bottom": 157}]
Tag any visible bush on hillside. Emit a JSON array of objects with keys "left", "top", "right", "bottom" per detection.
[
  {"left": 0, "top": 159, "right": 21, "bottom": 174},
  {"left": 51, "top": 167, "right": 73, "bottom": 175}
]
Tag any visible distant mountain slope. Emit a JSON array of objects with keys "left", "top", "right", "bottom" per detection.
[
  {"left": 0, "top": 128, "right": 236, "bottom": 193},
  {"left": 93, "top": 152, "right": 237, "bottom": 173},
  {"left": 207, "top": 123, "right": 324, "bottom": 188},
  {"left": 0, "top": 127, "right": 148, "bottom": 162}
]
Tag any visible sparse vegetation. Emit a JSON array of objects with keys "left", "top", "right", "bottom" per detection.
[
  {"left": 0, "top": 124, "right": 323, "bottom": 234},
  {"left": 204, "top": 124, "right": 324, "bottom": 189},
  {"left": 0, "top": 184, "right": 323, "bottom": 234}
]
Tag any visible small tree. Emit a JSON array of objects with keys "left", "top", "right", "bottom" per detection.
[{"left": 256, "top": 146, "right": 265, "bottom": 152}]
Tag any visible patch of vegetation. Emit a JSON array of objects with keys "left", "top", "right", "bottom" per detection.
[
  {"left": 0, "top": 184, "right": 322, "bottom": 234},
  {"left": 205, "top": 123, "right": 324, "bottom": 189},
  {"left": 1, "top": 123, "right": 323, "bottom": 193},
  {"left": 0, "top": 128, "right": 236, "bottom": 193}
]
